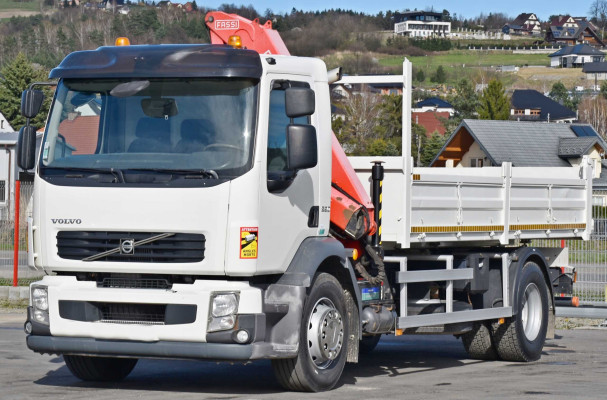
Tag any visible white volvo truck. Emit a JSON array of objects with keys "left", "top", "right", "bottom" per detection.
[{"left": 17, "top": 39, "right": 590, "bottom": 392}]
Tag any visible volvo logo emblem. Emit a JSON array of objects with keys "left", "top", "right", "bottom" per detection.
[{"left": 120, "top": 239, "right": 135, "bottom": 255}]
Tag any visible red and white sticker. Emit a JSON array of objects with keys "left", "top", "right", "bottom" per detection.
[
  {"left": 215, "top": 20, "right": 239, "bottom": 30},
  {"left": 240, "top": 227, "right": 258, "bottom": 259}
]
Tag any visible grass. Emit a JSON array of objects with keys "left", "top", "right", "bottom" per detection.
[
  {"left": 0, "top": 298, "right": 28, "bottom": 309},
  {"left": 0, "top": 277, "right": 39, "bottom": 286},
  {"left": 379, "top": 50, "right": 551, "bottom": 69},
  {"left": 375, "top": 50, "right": 578, "bottom": 89},
  {"left": 0, "top": 0, "right": 41, "bottom": 12}
]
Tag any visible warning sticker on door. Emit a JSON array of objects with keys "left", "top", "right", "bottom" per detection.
[{"left": 240, "top": 227, "right": 258, "bottom": 259}]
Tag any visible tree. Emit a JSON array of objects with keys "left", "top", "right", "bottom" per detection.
[
  {"left": 0, "top": 53, "right": 51, "bottom": 130},
  {"left": 477, "top": 79, "right": 510, "bottom": 120},
  {"left": 192, "top": 1, "right": 198, "bottom": 11},
  {"left": 411, "top": 123, "right": 427, "bottom": 166},
  {"left": 549, "top": 82, "right": 580, "bottom": 111},
  {"left": 421, "top": 132, "right": 448, "bottom": 166},
  {"left": 431, "top": 65, "right": 446, "bottom": 84},
  {"left": 589, "top": 0, "right": 607, "bottom": 39},
  {"left": 335, "top": 88, "right": 383, "bottom": 155},
  {"left": 601, "top": 81, "right": 607, "bottom": 99},
  {"left": 441, "top": 9, "right": 452, "bottom": 22},
  {"left": 416, "top": 69, "right": 425, "bottom": 83},
  {"left": 367, "top": 138, "right": 399, "bottom": 156},
  {"left": 450, "top": 78, "right": 479, "bottom": 120},
  {"left": 549, "top": 82, "right": 568, "bottom": 103},
  {"left": 375, "top": 94, "right": 401, "bottom": 140},
  {"left": 578, "top": 96, "right": 607, "bottom": 138}
]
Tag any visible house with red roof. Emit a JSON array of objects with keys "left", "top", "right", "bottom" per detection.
[{"left": 412, "top": 111, "right": 450, "bottom": 137}]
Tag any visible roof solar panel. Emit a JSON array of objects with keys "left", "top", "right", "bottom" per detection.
[
  {"left": 571, "top": 125, "right": 599, "bottom": 137},
  {"left": 584, "top": 126, "right": 599, "bottom": 137}
]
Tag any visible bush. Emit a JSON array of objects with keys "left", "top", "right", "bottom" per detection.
[{"left": 410, "top": 38, "right": 452, "bottom": 51}]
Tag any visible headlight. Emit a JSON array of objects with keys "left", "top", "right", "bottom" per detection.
[
  {"left": 211, "top": 293, "right": 238, "bottom": 317},
  {"left": 30, "top": 286, "right": 49, "bottom": 326},
  {"left": 207, "top": 315, "right": 236, "bottom": 332},
  {"left": 208, "top": 292, "right": 239, "bottom": 333},
  {"left": 32, "top": 287, "right": 48, "bottom": 311}
]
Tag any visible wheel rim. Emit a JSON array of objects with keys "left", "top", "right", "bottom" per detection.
[
  {"left": 521, "top": 282, "right": 542, "bottom": 341},
  {"left": 307, "top": 297, "right": 344, "bottom": 370}
]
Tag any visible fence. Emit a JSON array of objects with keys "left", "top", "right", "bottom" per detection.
[
  {"left": 0, "top": 177, "right": 38, "bottom": 286},
  {"left": 533, "top": 192, "right": 607, "bottom": 307},
  {"left": 467, "top": 45, "right": 564, "bottom": 51}
]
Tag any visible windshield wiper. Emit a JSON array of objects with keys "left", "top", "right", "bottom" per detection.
[
  {"left": 43, "top": 166, "right": 125, "bottom": 183},
  {"left": 125, "top": 168, "right": 219, "bottom": 179}
]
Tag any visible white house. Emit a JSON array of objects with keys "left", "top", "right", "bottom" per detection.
[
  {"left": 549, "top": 44, "right": 605, "bottom": 68},
  {"left": 394, "top": 11, "right": 451, "bottom": 38},
  {"left": 411, "top": 97, "right": 455, "bottom": 116}
]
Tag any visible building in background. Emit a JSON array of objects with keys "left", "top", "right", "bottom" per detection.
[
  {"left": 394, "top": 11, "right": 451, "bottom": 38},
  {"left": 546, "top": 16, "right": 605, "bottom": 47},
  {"left": 502, "top": 13, "right": 542, "bottom": 36},
  {"left": 549, "top": 44, "right": 605, "bottom": 68},
  {"left": 510, "top": 90, "right": 577, "bottom": 123},
  {"left": 412, "top": 111, "right": 450, "bottom": 137},
  {"left": 412, "top": 97, "right": 455, "bottom": 116},
  {"left": 431, "top": 120, "right": 605, "bottom": 174}
]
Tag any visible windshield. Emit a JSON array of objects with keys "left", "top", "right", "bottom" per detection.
[{"left": 40, "top": 78, "right": 258, "bottom": 183}]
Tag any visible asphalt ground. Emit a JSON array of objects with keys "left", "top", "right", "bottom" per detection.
[{"left": 1, "top": 310, "right": 607, "bottom": 400}]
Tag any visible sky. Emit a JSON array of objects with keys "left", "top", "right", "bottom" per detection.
[{"left": 195, "top": 0, "right": 595, "bottom": 21}]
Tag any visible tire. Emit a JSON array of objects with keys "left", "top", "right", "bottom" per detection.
[
  {"left": 64, "top": 355, "right": 138, "bottom": 382},
  {"left": 492, "top": 261, "right": 549, "bottom": 362},
  {"left": 359, "top": 335, "right": 381, "bottom": 354},
  {"left": 272, "top": 273, "right": 348, "bottom": 392},
  {"left": 461, "top": 322, "right": 497, "bottom": 360}
]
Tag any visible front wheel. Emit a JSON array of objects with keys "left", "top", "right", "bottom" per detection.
[
  {"left": 64, "top": 355, "right": 138, "bottom": 381},
  {"left": 492, "top": 261, "right": 549, "bottom": 362},
  {"left": 272, "top": 273, "right": 348, "bottom": 392}
]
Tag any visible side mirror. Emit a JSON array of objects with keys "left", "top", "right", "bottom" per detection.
[
  {"left": 285, "top": 87, "right": 315, "bottom": 118},
  {"left": 287, "top": 125, "right": 317, "bottom": 170},
  {"left": 21, "top": 89, "right": 45, "bottom": 119},
  {"left": 17, "top": 126, "right": 37, "bottom": 170}
]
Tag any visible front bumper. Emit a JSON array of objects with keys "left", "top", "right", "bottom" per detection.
[
  {"left": 27, "top": 335, "right": 259, "bottom": 360},
  {"left": 25, "top": 276, "right": 306, "bottom": 361}
]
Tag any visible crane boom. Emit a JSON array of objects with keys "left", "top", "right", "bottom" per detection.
[{"left": 205, "top": 12, "right": 376, "bottom": 247}]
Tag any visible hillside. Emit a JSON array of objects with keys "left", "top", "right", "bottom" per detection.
[
  {"left": 0, "top": 5, "right": 593, "bottom": 95},
  {"left": 0, "top": 0, "right": 42, "bottom": 17}
]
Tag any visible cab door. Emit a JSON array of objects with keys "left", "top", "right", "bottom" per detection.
[{"left": 256, "top": 76, "right": 321, "bottom": 274}]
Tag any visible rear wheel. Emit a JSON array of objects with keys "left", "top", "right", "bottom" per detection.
[
  {"left": 492, "top": 262, "right": 549, "bottom": 362},
  {"left": 64, "top": 355, "right": 138, "bottom": 382},
  {"left": 272, "top": 273, "right": 348, "bottom": 392},
  {"left": 461, "top": 322, "right": 497, "bottom": 360}
]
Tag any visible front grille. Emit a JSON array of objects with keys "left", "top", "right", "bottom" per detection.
[
  {"left": 100, "top": 303, "right": 166, "bottom": 324},
  {"left": 57, "top": 231, "right": 205, "bottom": 263},
  {"left": 99, "top": 277, "right": 172, "bottom": 289},
  {"left": 59, "top": 300, "right": 197, "bottom": 325}
]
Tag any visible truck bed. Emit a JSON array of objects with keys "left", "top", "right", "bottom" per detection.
[{"left": 349, "top": 156, "right": 593, "bottom": 248}]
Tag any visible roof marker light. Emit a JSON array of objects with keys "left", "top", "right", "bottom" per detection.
[
  {"left": 228, "top": 35, "right": 242, "bottom": 49},
  {"left": 115, "top": 37, "right": 131, "bottom": 46}
]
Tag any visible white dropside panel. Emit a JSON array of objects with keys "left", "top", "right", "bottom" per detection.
[{"left": 348, "top": 156, "right": 593, "bottom": 248}]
